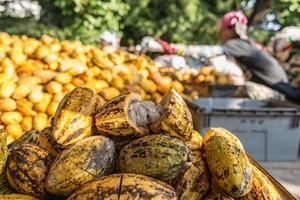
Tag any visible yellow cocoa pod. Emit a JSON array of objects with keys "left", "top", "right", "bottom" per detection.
[
  {"left": 0, "top": 129, "right": 8, "bottom": 175},
  {"left": 9, "top": 48, "right": 27, "bottom": 65},
  {"left": 67, "top": 174, "right": 177, "bottom": 200},
  {"left": 205, "top": 75, "right": 216, "bottom": 84},
  {"left": 52, "top": 88, "right": 98, "bottom": 146},
  {"left": 33, "top": 69, "right": 57, "bottom": 83},
  {"left": 82, "top": 80, "right": 109, "bottom": 94},
  {"left": 157, "top": 77, "right": 172, "bottom": 94},
  {"left": 47, "top": 81, "right": 63, "bottom": 94},
  {"left": 100, "top": 87, "right": 120, "bottom": 100},
  {"left": 151, "top": 92, "right": 162, "bottom": 104},
  {"left": 55, "top": 73, "right": 72, "bottom": 84},
  {"left": 150, "top": 89, "right": 193, "bottom": 141},
  {"left": 97, "top": 69, "right": 113, "bottom": 83},
  {"left": 6, "top": 124, "right": 23, "bottom": 139},
  {"left": 21, "top": 116, "right": 33, "bottom": 132},
  {"left": 46, "top": 136, "right": 115, "bottom": 196},
  {"left": 63, "top": 84, "right": 76, "bottom": 93},
  {"left": 18, "top": 77, "right": 41, "bottom": 85},
  {"left": 111, "top": 75, "right": 125, "bottom": 90},
  {"left": 195, "top": 74, "right": 206, "bottom": 84},
  {"left": 0, "top": 194, "right": 38, "bottom": 200},
  {"left": 6, "top": 144, "right": 53, "bottom": 198},
  {"left": 78, "top": 70, "right": 94, "bottom": 82},
  {"left": 203, "top": 128, "right": 253, "bottom": 198},
  {"left": 16, "top": 99, "right": 36, "bottom": 117},
  {"left": 186, "top": 130, "right": 203, "bottom": 151},
  {"left": 47, "top": 101, "right": 59, "bottom": 116},
  {"left": 34, "top": 93, "right": 52, "bottom": 113},
  {"left": 41, "top": 34, "right": 55, "bottom": 44},
  {"left": 0, "top": 79, "right": 16, "bottom": 98},
  {"left": 0, "top": 98, "right": 16, "bottom": 112},
  {"left": 89, "top": 66, "right": 101, "bottom": 77},
  {"left": 217, "top": 75, "right": 229, "bottom": 85},
  {"left": 1, "top": 112, "right": 23, "bottom": 125},
  {"left": 28, "top": 87, "right": 44, "bottom": 103},
  {"left": 34, "top": 46, "right": 49, "bottom": 59},
  {"left": 71, "top": 77, "right": 85, "bottom": 87},
  {"left": 33, "top": 113, "right": 49, "bottom": 131},
  {"left": 238, "top": 164, "right": 281, "bottom": 200},
  {"left": 49, "top": 62, "right": 59, "bottom": 71},
  {"left": 6, "top": 134, "right": 14, "bottom": 145},
  {"left": 12, "top": 84, "right": 32, "bottom": 99},
  {"left": 141, "top": 79, "right": 157, "bottom": 94},
  {"left": 200, "top": 66, "right": 214, "bottom": 75},
  {"left": 52, "top": 93, "right": 65, "bottom": 103},
  {"left": 176, "top": 151, "right": 210, "bottom": 200},
  {"left": 172, "top": 80, "right": 184, "bottom": 93}
]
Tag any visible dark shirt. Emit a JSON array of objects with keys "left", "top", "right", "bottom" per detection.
[{"left": 223, "top": 38, "right": 288, "bottom": 86}]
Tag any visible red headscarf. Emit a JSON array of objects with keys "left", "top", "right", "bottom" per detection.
[{"left": 220, "top": 11, "right": 248, "bottom": 30}]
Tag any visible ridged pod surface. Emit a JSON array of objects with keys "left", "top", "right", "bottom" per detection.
[
  {"left": 203, "top": 128, "right": 253, "bottom": 198},
  {"left": 67, "top": 174, "right": 177, "bottom": 200},
  {"left": 36, "top": 127, "right": 62, "bottom": 156},
  {"left": 203, "top": 192, "right": 235, "bottom": 200},
  {"left": 7, "top": 130, "right": 39, "bottom": 150},
  {"left": 185, "top": 130, "right": 203, "bottom": 151},
  {"left": 175, "top": 151, "right": 210, "bottom": 200},
  {"left": 0, "top": 171, "right": 13, "bottom": 195},
  {"left": 7, "top": 128, "right": 62, "bottom": 157},
  {"left": 46, "top": 136, "right": 115, "bottom": 196},
  {"left": 6, "top": 144, "right": 53, "bottom": 198},
  {"left": 238, "top": 164, "right": 281, "bottom": 200},
  {"left": 119, "top": 134, "right": 189, "bottom": 181},
  {"left": 95, "top": 93, "right": 148, "bottom": 137},
  {"left": 150, "top": 89, "right": 193, "bottom": 141},
  {"left": 0, "top": 194, "right": 38, "bottom": 200},
  {"left": 0, "top": 130, "right": 8, "bottom": 175},
  {"left": 52, "top": 87, "right": 98, "bottom": 146}
]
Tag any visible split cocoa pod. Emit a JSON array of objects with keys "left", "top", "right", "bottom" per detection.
[
  {"left": 95, "top": 89, "right": 193, "bottom": 142},
  {"left": 51, "top": 87, "right": 99, "bottom": 146},
  {"left": 0, "top": 129, "right": 8, "bottom": 175}
]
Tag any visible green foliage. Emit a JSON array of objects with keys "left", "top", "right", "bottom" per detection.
[
  {"left": 0, "top": 0, "right": 299, "bottom": 45},
  {"left": 37, "top": 0, "right": 129, "bottom": 44},
  {"left": 122, "top": 0, "right": 241, "bottom": 45}
]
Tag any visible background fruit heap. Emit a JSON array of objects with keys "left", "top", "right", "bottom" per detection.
[
  {"left": 0, "top": 32, "right": 231, "bottom": 143},
  {"left": 0, "top": 88, "right": 281, "bottom": 200}
]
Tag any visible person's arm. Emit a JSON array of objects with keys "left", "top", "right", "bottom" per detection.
[
  {"left": 223, "top": 39, "right": 288, "bottom": 85},
  {"left": 171, "top": 44, "right": 225, "bottom": 58}
]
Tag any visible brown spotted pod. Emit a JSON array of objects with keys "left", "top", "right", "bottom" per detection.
[
  {"left": 46, "top": 136, "right": 115, "bottom": 196},
  {"left": 6, "top": 144, "right": 53, "bottom": 198},
  {"left": 36, "top": 127, "right": 62, "bottom": 157},
  {"left": 238, "top": 164, "right": 281, "bottom": 200},
  {"left": 203, "top": 192, "right": 235, "bottom": 200},
  {"left": 118, "top": 134, "right": 189, "bottom": 181},
  {"left": 175, "top": 151, "right": 210, "bottom": 200},
  {"left": 150, "top": 89, "right": 193, "bottom": 141},
  {"left": 0, "top": 194, "right": 38, "bottom": 200},
  {"left": 67, "top": 173, "right": 177, "bottom": 200},
  {"left": 95, "top": 93, "right": 161, "bottom": 138},
  {"left": 0, "top": 129, "right": 8, "bottom": 175},
  {"left": 203, "top": 128, "right": 253, "bottom": 198},
  {"left": 52, "top": 87, "right": 98, "bottom": 146}
]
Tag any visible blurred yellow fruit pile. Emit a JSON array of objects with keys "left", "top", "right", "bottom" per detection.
[{"left": 0, "top": 32, "right": 231, "bottom": 143}]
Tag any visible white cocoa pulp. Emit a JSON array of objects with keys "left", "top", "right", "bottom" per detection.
[{"left": 128, "top": 100, "right": 163, "bottom": 127}]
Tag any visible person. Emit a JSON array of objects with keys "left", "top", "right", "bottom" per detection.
[
  {"left": 219, "top": 11, "right": 300, "bottom": 101},
  {"left": 99, "top": 31, "right": 120, "bottom": 53}
]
